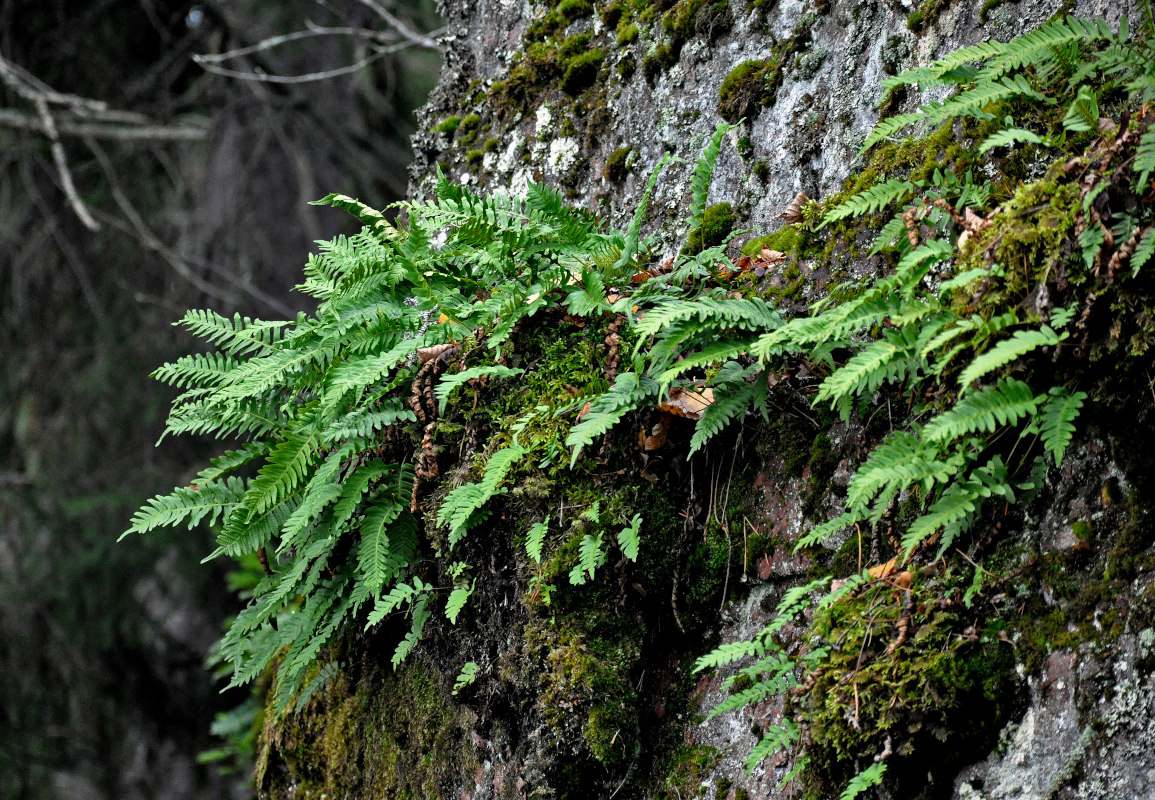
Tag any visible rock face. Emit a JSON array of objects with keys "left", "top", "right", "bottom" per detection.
[{"left": 253, "top": 1, "right": 1155, "bottom": 799}]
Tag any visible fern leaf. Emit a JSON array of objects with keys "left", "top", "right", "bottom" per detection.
[
  {"left": 689, "top": 367, "right": 763, "bottom": 455},
  {"left": 245, "top": 432, "right": 319, "bottom": 517},
  {"left": 1136, "top": 131, "right": 1155, "bottom": 191},
  {"left": 977, "top": 127, "right": 1046, "bottom": 153},
  {"left": 445, "top": 581, "right": 474, "bottom": 624},
  {"left": 1132, "top": 227, "right": 1155, "bottom": 276},
  {"left": 330, "top": 461, "right": 394, "bottom": 530},
  {"left": 569, "top": 532, "right": 606, "bottom": 585},
  {"left": 617, "top": 514, "right": 643, "bottom": 562},
  {"left": 823, "top": 179, "right": 917, "bottom": 223},
  {"left": 435, "top": 365, "right": 524, "bottom": 414},
  {"left": 957, "top": 326, "right": 1063, "bottom": 390},
  {"left": 565, "top": 372, "right": 659, "bottom": 465},
  {"left": 688, "top": 122, "right": 738, "bottom": 230},
  {"left": 841, "top": 764, "right": 887, "bottom": 800},
  {"left": 391, "top": 592, "right": 431, "bottom": 668},
  {"left": 1039, "top": 386, "right": 1086, "bottom": 466},
  {"left": 122, "top": 477, "right": 246, "bottom": 538},
  {"left": 358, "top": 498, "right": 403, "bottom": 595},
  {"left": 1062, "top": 86, "right": 1100, "bottom": 132},
  {"left": 612, "top": 153, "right": 676, "bottom": 275},
  {"left": 921, "top": 377, "right": 1039, "bottom": 443},
  {"left": 437, "top": 445, "right": 528, "bottom": 544},
  {"left": 526, "top": 517, "right": 550, "bottom": 564},
  {"left": 744, "top": 720, "right": 801, "bottom": 772}
]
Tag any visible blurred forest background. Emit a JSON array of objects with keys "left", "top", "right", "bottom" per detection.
[{"left": 0, "top": 1, "right": 441, "bottom": 797}]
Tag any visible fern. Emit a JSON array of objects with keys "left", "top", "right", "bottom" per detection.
[
  {"left": 569, "top": 532, "right": 606, "bottom": 585},
  {"left": 445, "top": 581, "right": 474, "bottom": 624},
  {"left": 977, "top": 127, "right": 1046, "bottom": 153},
  {"left": 921, "top": 377, "right": 1039, "bottom": 443},
  {"left": 688, "top": 122, "right": 738, "bottom": 230},
  {"left": 617, "top": 514, "right": 643, "bottom": 562},
  {"left": 565, "top": 372, "right": 659, "bottom": 465},
  {"left": 437, "top": 445, "right": 528, "bottom": 544},
  {"left": 525, "top": 517, "right": 550, "bottom": 564},
  {"left": 122, "top": 478, "right": 246, "bottom": 537},
  {"left": 823, "top": 179, "right": 917, "bottom": 223},
  {"left": 841, "top": 764, "right": 887, "bottom": 800},
  {"left": 1039, "top": 386, "right": 1087, "bottom": 466},
  {"left": 957, "top": 326, "right": 1063, "bottom": 389},
  {"left": 434, "top": 365, "right": 525, "bottom": 414}
]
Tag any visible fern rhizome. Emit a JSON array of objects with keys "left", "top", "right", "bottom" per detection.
[{"left": 126, "top": 13, "right": 1155, "bottom": 798}]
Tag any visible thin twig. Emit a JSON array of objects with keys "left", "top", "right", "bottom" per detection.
[
  {"left": 0, "top": 109, "right": 208, "bottom": 141},
  {"left": 353, "top": 0, "right": 442, "bottom": 49},
  {"left": 33, "top": 95, "right": 99, "bottom": 231},
  {"left": 193, "top": 40, "right": 418, "bottom": 85}
]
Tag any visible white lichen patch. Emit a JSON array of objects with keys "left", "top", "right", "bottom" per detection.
[
  {"left": 496, "top": 132, "right": 524, "bottom": 175},
  {"left": 547, "top": 137, "right": 579, "bottom": 174}
]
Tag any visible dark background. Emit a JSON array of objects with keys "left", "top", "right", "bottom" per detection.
[{"left": 0, "top": 2, "right": 440, "bottom": 797}]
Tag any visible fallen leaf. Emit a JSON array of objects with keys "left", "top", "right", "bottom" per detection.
[
  {"left": 417, "top": 343, "right": 457, "bottom": 364},
  {"left": 659, "top": 387, "right": 714, "bottom": 420},
  {"left": 778, "top": 190, "right": 810, "bottom": 223},
  {"left": 760, "top": 247, "right": 788, "bottom": 263},
  {"left": 868, "top": 558, "right": 897, "bottom": 581}
]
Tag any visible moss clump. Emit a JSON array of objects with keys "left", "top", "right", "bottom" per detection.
[
  {"left": 483, "top": 137, "right": 500, "bottom": 153},
  {"left": 617, "top": 20, "right": 639, "bottom": 45},
  {"left": 717, "top": 57, "right": 783, "bottom": 123},
  {"left": 604, "top": 146, "right": 633, "bottom": 182},
  {"left": 742, "top": 225, "right": 808, "bottom": 257},
  {"left": 643, "top": 42, "right": 676, "bottom": 82},
  {"left": 465, "top": 149, "right": 484, "bottom": 168},
  {"left": 458, "top": 112, "right": 481, "bottom": 144},
  {"left": 435, "top": 115, "right": 461, "bottom": 135},
  {"left": 752, "top": 160, "right": 770, "bottom": 181},
  {"left": 907, "top": 0, "right": 950, "bottom": 33},
  {"left": 561, "top": 48, "right": 604, "bottom": 95},
  {"left": 683, "top": 202, "right": 736, "bottom": 256},
  {"left": 798, "top": 577, "right": 1025, "bottom": 798},
  {"left": 558, "top": 0, "right": 593, "bottom": 21}
]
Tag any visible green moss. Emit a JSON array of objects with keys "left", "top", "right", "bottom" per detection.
[
  {"left": 683, "top": 202, "right": 736, "bottom": 256},
  {"left": 656, "top": 744, "right": 721, "bottom": 800},
  {"left": 458, "top": 112, "right": 481, "bottom": 144},
  {"left": 907, "top": 0, "right": 950, "bottom": 33},
  {"left": 558, "top": 0, "right": 593, "bottom": 21},
  {"left": 742, "top": 225, "right": 808, "bottom": 257},
  {"left": 483, "top": 137, "right": 501, "bottom": 153},
  {"left": 256, "top": 657, "right": 479, "bottom": 799},
  {"left": 604, "top": 146, "right": 633, "bottom": 182},
  {"left": 799, "top": 577, "right": 1024, "bottom": 798},
  {"left": 752, "top": 160, "right": 770, "bottom": 181},
  {"left": 601, "top": 2, "right": 625, "bottom": 28},
  {"left": 561, "top": 48, "right": 604, "bottom": 95},
  {"left": 465, "top": 149, "right": 484, "bottom": 168},
  {"left": 617, "top": 20, "right": 640, "bottom": 45},
  {"left": 717, "top": 57, "right": 783, "bottom": 123},
  {"left": 435, "top": 115, "right": 461, "bottom": 135},
  {"left": 643, "top": 42, "right": 676, "bottom": 82}
]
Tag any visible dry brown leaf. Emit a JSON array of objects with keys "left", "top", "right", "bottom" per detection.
[
  {"left": 417, "top": 343, "right": 456, "bottom": 364},
  {"left": 867, "top": 558, "right": 898, "bottom": 581},
  {"left": 778, "top": 190, "right": 809, "bottom": 223},
  {"left": 760, "top": 247, "right": 788, "bottom": 263},
  {"left": 658, "top": 387, "right": 715, "bottom": 420}
]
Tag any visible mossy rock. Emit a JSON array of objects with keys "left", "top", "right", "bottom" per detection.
[
  {"left": 717, "top": 58, "right": 782, "bottom": 123},
  {"left": 684, "top": 202, "right": 736, "bottom": 255}
]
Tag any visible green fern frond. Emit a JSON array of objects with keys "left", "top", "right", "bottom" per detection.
[
  {"left": 977, "top": 127, "right": 1047, "bottom": 153},
  {"left": 921, "top": 377, "right": 1039, "bottom": 443},
  {"left": 841, "top": 764, "right": 887, "bottom": 800},
  {"left": 823, "top": 179, "right": 917, "bottom": 223},
  {"left": 435, "top": 365, "right": 525, "bottom": 414},
  {"left": 178, "top": 309, "right": 293, "bottom": 356},
  {"left": 565, "top": 372, "right": 659, "bottom": 466},
  {"left": 437, "top": 445, "right": 529, "bottom": 544},
  {"left": 445, "top": 581, "right": 474, "bottom": 624},
  {"left": 569, "top": 532, "right": 606, "bottom": 585},
  {"left": 1039, "top": 386, "right": 1087, "bottom": 466},
  {"left": 122, "top": 477, "right": 246, "bottom": 538},
  {"left": 689, "top": 366, "right": 764, "bottom": 455},
  {"left": 617, "top": 514, "right": 643, "bottom": 562},
  {"left": 688, "top": 122, "right": 738, "bottom": 230},
  {"left": 957, "top": 326, "right": 1063, "bottom": 389},
  {"left": 1136, "top": 131, "right": 1155, "bottom": 190},
  {"left": 525, "top": 517, "right": 550, "bottom": 564},
  {"left": 245, "top": 432, "right": 320, "bottom": 517}
]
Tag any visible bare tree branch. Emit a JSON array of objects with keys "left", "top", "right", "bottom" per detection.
[
  {"left": 352, "top": 0, "right": 441, "bottom": 50},
  {"left": 0, "top": 109, "right": 208, "bottom": 141},
  {"left": 33, "top": 95, "right": 100, "bottom": 231},
  {"left": 192, "top": 40, "right": 417, "bottom": 85}
]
